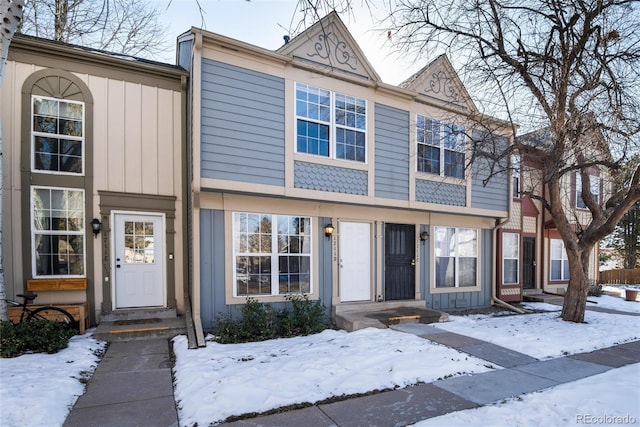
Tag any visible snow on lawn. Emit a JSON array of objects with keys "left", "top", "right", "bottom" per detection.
[
  {"left": 172, "top": 328, "right": 495, "bottom": 426},
  {"left": 436, "top": 304, "right": 640, "bottom": 359},
  {"left": 0, "top": 331, "right": 106, "bottom": 427},
  {"left": 414, "top": 363, "right": 640, "bottom": 427}
]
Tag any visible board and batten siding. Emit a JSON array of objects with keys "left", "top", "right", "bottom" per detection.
[
  {"left": 423, "top": 228, "right": 493, "bottom": 310},
  {"left": 374, "top": 103, "right": 410, "bottom": 200},
  {"left": 200, "top": 59, "right": 285, "bottom": 186}
]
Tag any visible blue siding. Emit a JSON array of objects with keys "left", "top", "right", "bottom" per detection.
[
  {"left": 294, "top": 161, "right": 368, "bottom": 195},
  {"left": 374, "top": 103, "right": 410, "bottom": 200},
  {"left": 471, "top": 157, "right": 509, "bottom": 211},
  {"left": 199, "top": 209, "right": 226, "bottom": 329},
  {"left": 416, "top": 179, "right": 466, "bottom": 206},
  {"left": 423, "top": 228, "right": 493, "bottom": 311},
  {"left": 200, "top": 59, "right": 285, "bottom": 186},
  {"left": 200, "top": 209, "right": 332, "bottom": 331}
]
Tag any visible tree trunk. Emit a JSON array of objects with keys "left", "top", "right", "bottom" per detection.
[{"left": 561, "top": 248, "right": 590, "bottom": 323}]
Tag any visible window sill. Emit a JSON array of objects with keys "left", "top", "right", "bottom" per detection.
[{"left": 430, "top": 285, "right": 481, "bottom": 294}]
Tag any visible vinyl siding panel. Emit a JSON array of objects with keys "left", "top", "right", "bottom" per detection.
[
  {"left": 200, "top": 59, "right": 285, "bottom": 186},
  {"left": 471, "top": 156, "right": 509, "bottom": 211},
  {"left": 374, "top": 103, "right": 410, "bottom": 200}
]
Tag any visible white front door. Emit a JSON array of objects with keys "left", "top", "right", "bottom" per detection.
[
  {"left": 114, "top": 213, "right": 165, "bottom": 308},
  {"left": 339, "top": 221, "right": 371, "bottom": 302}
]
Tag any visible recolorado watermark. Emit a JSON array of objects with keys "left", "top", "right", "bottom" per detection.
[{"left": 576, "top": 414, "right": 637, "bottom": 424}]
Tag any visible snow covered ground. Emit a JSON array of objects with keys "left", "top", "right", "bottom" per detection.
[{"left": 0, "top": 293, "right": 638, "bottom": 427}]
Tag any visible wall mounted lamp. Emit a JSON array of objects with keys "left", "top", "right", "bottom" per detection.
[
  {"left": 324, "top": 223, "right": 335, "bottom": 238},
  {"left": 91, "top": 218, "right": 102, "bottom": 237},
  {"left": 420, "top": 230, "right": 429, "bottom": 242}
]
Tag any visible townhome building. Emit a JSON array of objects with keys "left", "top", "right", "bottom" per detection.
[
  {"left": 496, "top": 128, "right": 608, "bottom": 302},
  {"left": 176, "top": 12, "right": 513, "bottom": 343},
  {"left": 1, "top": 34, "right": 188, "bottom": 326}
]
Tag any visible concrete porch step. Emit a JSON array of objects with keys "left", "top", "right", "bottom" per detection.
[
  {"left": 93, "top": 315, "right": 187, "bottom": 342},
  {"left": 99, "top": 307, "right": 178, "bottom": 321},
  {"left": 522, "top": 293, "right": 564, "bottom": 305},
  {"left": 334, "top": 302, "right": 447, "bottom": 332}
]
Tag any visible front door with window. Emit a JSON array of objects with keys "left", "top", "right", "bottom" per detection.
[
  {"left": 114, "top": 213, "right": 165, "bottom": 308},
  {"left": 523, "top": 237, "right": 536, "bottom": 289},
  {"left": 384, "top": 224, "right": 416, "bottom": 300}
]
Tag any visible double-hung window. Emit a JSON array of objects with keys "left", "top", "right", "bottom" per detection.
[
  {"left": 576, "top": 173, "right": 600, "bottom": 209},
  {"left": 295, "top": 83, "right": 367, "bottom": 162},
  {"left": 417, "top": 115, "right": 465, "bottom": 179},
  {"left": 32, "top": 96, "right": 84, "bottom": 174},
  {"left": 233, "top": 212, "right": 312, "bottom": 296},
  {"left": 550, "top": 238, "right": 569, "bottom": 281},
  {"left": 31, "top": 187, "right": 85, "bottom": 276},
  {"left": 502, "top": 232, "right": 519, "bottom": 284},
  {"left": 434, "top": 227, "right": 477, "bottom": 288}
]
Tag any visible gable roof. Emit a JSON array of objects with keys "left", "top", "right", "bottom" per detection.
[
  {"left": 401, "top": 54, "right": 477, "bottom": 112},
  {"left": 277, "top": 11, "right": 381, "bottom": 83}
]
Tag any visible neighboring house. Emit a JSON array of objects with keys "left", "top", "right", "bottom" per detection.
[
  {"left": 1, "top": 34, "right": 188, "bottom": 325},
  {"left": 177, "top": 12, "right": 512, "bottom": 341},
  {"left": 496, "top": 128, "right": 608, "bottom": 301}
]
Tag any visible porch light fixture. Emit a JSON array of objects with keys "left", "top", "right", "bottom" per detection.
[
  {"left": 420, "top": 230, "right": 429, "bottom": 242},
  {"left": 91, "top": 218, "right": 102, "bottom": 237},
  {"left": 324, "top": 223, "right": 335, "bottom": 238}
]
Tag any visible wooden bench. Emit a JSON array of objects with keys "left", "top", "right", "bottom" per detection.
[{"left": 8, "top": 302, "right": 89, "bottom": 334}]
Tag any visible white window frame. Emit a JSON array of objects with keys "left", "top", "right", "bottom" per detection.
[
  {"left": 295, "top": 82, "right": 367, "bottom": 163},
  {"left": 502, "top": 232, "right": 519, "bottom": 284},
  {"left": 232, "top": 212, "right": 313, "bottom": 297},
  {"left": 576, "top": 173, "right": 600, "bottom": 209},
  {"left": 416, "top": 114, "right": 465, "bottom": 179},
  {"left": 31, "top": 186, "right": 86, "bottom": 278},
  {"left": 433, "top": 226, "right": 478, "bottom": 289},
  {"left": 31, "top": 95, "right": 85, "bottom": 176},
  {"left": 550, "top": 238, "right": 570, "bottom": 281}
]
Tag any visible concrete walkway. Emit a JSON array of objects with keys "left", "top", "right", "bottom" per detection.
[
  {"left": 220, "top": 324, "right": 639, "bottom": 427},
  {"left": 63, "top": 305, "right": 640, "bottom": 427},
  {"left": 63, "top": 339, "right": 178, "bottom": 427}
]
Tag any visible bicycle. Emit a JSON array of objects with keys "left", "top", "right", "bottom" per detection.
[{"left": 4, "top": 292, "right": 78, "bottom": 332}]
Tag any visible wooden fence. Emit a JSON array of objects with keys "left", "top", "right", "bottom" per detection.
[{"left": 599, "top": 269, "right": 640, "bottom": 284}]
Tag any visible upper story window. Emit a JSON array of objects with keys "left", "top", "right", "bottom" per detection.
[
  {"left": 32, "top": 96, "right": 84, "bottom": 175},
  {"left": 31, "top": 186, "right": 85, "bottom": 277},
  {"left": 512, "top": 154, "right": 521, "bottom": 198},
  {"left": 295, "top": 83, "right": 367, "bottom": 163},
  {"left": 434, "top": 226, "right": 477, "bottom": 288},
  {"left": 417, "top": 115, "right": 465, "bottom": 179},
  {"left": 233, "top": 212, "right": 312, "bottom": 297},
  {"left": 576, "top": 173, "right": 600, "bottom": 209}
]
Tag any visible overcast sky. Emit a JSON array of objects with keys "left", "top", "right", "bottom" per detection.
[{"left": 159, "top": 0, "right": 423, "bottom": 85}]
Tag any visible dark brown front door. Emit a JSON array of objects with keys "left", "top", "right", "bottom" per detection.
[
  {"left": 523, "top": 237, "right": 536, "bottom": 289},
  {"left": 385, "top": 224, "right": 416, "bottom": 300}
]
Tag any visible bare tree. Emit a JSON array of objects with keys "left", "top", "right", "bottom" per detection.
[
  {"left": 0, "top": 0, "right": 26, "bottom": 322},
  {"left": 19, "top": 0, "right": 170, "bottom": 58},
  {"left": 609, "top": 155, "right": 640, "bottom": 269},
  {"left": 379, "top": 0, "right": 640, "bottom": 322}
]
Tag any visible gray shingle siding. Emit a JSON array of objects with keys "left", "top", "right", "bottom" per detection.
[
  {"left": 415, "top": 179, "right": 466, "bottom": 206},
  {"left": 200, "top": 59, "right": 285, "bottom": 186},
  {"left": 374, "top": 103, "right": 410, "bottom": 200},
  {"left": 294, "top": 161, "right": 368, "bottom": 195}
]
